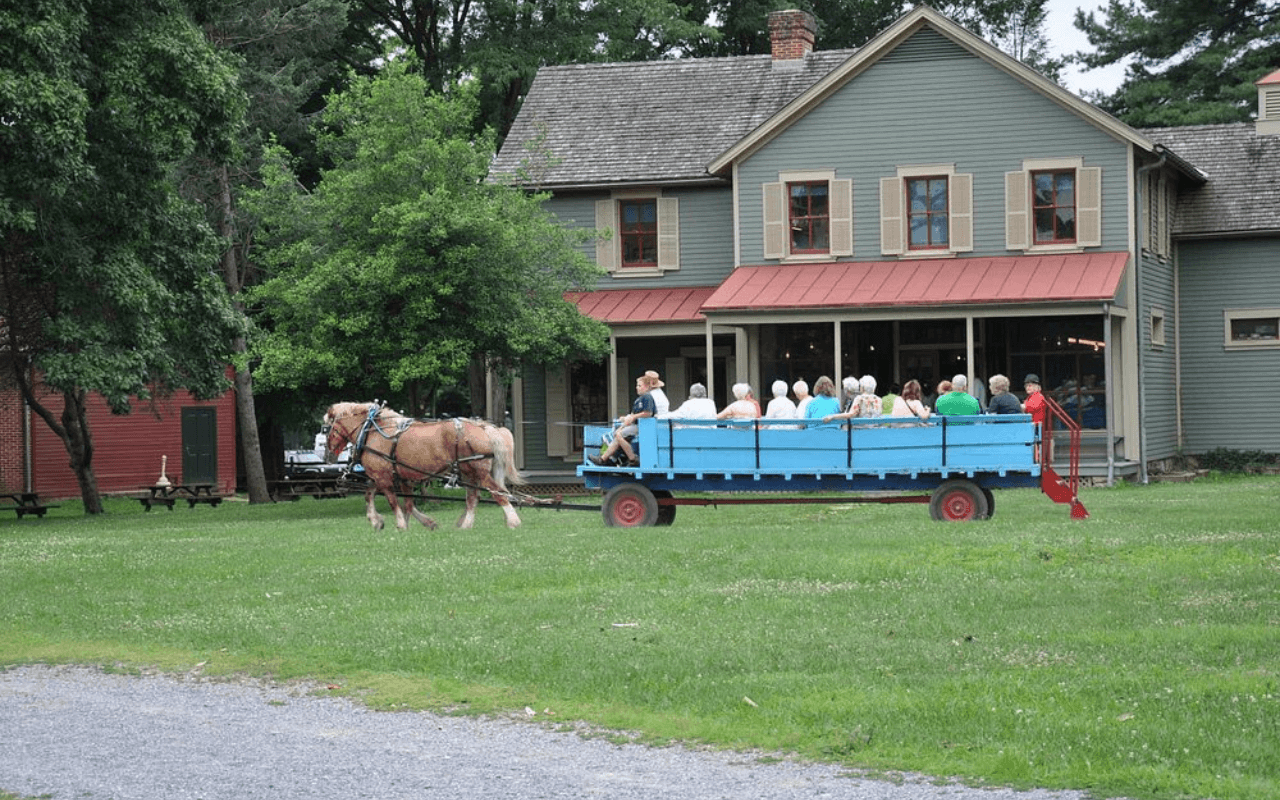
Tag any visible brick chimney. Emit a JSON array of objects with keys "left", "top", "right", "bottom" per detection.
[
  {"left": 768, "top": 9, "right": 816, "bottom": 63},
  {"left": 1257, "top": 68, "right": 1280, "bottom": 136}
]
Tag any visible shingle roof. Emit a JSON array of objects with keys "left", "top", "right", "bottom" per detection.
[
  {"left": 489, "top": 51, "right": 856, "bottom": 188},
  {"left": 1145, "top": 123, "right": 1280, "bottom": 235}
]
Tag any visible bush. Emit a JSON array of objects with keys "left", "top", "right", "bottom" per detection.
[{"left": 1196, "top": 448, "right": 1280, "bottom": 472}]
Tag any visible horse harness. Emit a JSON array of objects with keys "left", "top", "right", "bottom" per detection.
[{"left": 338, "top": 405, "right": 495, "bottom": 494}]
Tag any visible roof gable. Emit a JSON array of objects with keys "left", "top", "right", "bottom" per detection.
[{"left": 707, "top": 5, "right": 1154, "bottom": 174}]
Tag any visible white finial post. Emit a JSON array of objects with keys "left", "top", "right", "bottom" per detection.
[{"left": 156, "top": 455, "right": 171, "bottom": 488}]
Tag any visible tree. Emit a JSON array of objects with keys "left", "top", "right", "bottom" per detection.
[
  {"left": 245, "top": 64, "right": 610, "bottom": 414},
  {"left": 1073, "top": 0, "right": 1280, "bottom": 125},
  {"left": 186, "top": 0, "right": 355, "bottom": 502},
  {"left": 0, "top": 0, "right": 246, "bottom": 513}
]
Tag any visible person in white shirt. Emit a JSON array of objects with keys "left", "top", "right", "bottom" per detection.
[
  {"left": 643, "top": 370, "right": 670, "bottom": 417},
  {"left": 793, "top": 379, "right": 812, "bottom": 419},
  {"left": 765, "top": 379, "right": 798, "bottom": 427},
  {"left": 662, "top": 382, "right": 718, "bottom": 419}
]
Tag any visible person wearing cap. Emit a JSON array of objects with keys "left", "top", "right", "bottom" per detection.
[
  {"left": 935, "top": 374, "right": 981, "bottom": 416},
  {"left": 1022, "top": 373, "right": 1046, "bottom": 425},
  {"left": 590, "top": 372, "right": 662, "bottom": 466},
  {"left": 1022, "top": 373, "right": 1048, "bottom": 462},
  {"left": 643, "top": 370, "right": 670, "bottom": 417}
]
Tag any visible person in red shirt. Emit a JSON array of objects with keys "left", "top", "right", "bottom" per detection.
[{"left": 1022, "top": 374, "right": 1048, "bottom": 461}]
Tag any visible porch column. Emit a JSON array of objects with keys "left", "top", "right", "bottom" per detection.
[{"left": 965, "top": 316, "right": 975, "bottom": 387}]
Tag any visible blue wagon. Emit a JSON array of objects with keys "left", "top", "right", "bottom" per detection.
[{"left": 578, "top": 411, "right": 1087, "bottom": 527}]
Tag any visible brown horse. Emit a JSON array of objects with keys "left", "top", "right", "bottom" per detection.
[{"left": 322, "top": 402, "right": 524, "bottom": 531}]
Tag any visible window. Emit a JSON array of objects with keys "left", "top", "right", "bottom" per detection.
[
  {"left": 1150, "top": 307, "right": 1165, "bottom": 348},
  {"left": 1224, "top": 309, "right": 1280, "bottom": 349},
  {"left": 1006, "top": 159, "right": 1100, "bottom": 251},
  {"left": 619, "top": 199, "right": 657, "bottom": 267},
  {"left": 595, "top": 193, "right": 679, "bottom": 276},
  {"left": 788, "top": 182, "right": 830, "bottom": 253},
  {"left": 1033, "top": 170, "right": 1076, "bottom": 243},
  {"left": 762, "top": 172, "right": 852, "bottom": 260},
  {"left": 880, "top": 165, "right": 972, "bottom": 256},
  {"left": 907, "top": 176, "right": 949, "bottom": 249}
]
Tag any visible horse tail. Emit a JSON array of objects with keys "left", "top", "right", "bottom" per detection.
[{"left": 486, "top": 424, "right": 524, "bottom": 487}]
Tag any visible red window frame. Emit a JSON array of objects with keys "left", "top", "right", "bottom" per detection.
[
  {"left": 619, "top": 199, "right": 658, "bottom": 268},
  {"left": 787, "top": 181, "right": 830, "bottom": 254},
  {"left": 906, "top": 176, "right": 949, "bottom": 250},
  {"left": 1032, "top": 170, "right": 1077, "bottom": 244}
]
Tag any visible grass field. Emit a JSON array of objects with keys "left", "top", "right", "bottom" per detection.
[{"left": 2, "top": 477, "right": 1277, "bottom": 800}]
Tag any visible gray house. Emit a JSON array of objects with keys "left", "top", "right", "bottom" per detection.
[{"left": 490, "top": 5, "right": 1280, "bottom": 483}]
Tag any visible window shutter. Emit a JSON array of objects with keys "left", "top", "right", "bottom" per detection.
[
  {"left": 544, "top": 362, "right": 570, "bottom": 457},
  {"left": 829, "top": 179, "right": 853, "bottom": 256},
  {"left": 949, "top": 173, "right": 973, "bottom": 252},
  {"left": 1005, "top": 171, "right": 1029, "bottom": 251},
  {"left": 595, "top": 199, "right": 617, "bottom": 271},
  {"left": 879, "top": 177, "right": 904, "bottom": 255},
  {"left": 762, "top": 182, "right": 785, "bottom": 259},
  {"left": 657, "top": 197, "right": 680, "bottom": 271},
  {"left": 1076, "top": 166, "right": 1102, "bottom": 247}
]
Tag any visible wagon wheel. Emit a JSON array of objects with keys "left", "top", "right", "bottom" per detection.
[
  {"left": 603, "top": 483, "right": 659, "bottom": 528},
  {"left": 652, "top": 490, "right": 677, "bottom": 526},
  {"left": 929, "top": 479, "right": 990, "bottom": 522},
  {"left": 981, "top": 487, "right": 995, "bottom": 520}
]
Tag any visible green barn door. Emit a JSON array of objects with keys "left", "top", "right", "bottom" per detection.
[{"left": 181, "top": 407, "right": 218, "bottom": 485}]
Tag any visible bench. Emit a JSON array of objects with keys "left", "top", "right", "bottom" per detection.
[
  {"left": 0, "top": 493, "right": 57, "bottom": 518},
  {"left": 136, "top": 484, "right": 224, "bottom": 511}
]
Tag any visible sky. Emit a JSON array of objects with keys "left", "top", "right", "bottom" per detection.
[{"left": 1043, "top": 0, "right": 1129, "bottom": 96}]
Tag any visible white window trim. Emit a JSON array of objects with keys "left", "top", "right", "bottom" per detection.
[
  {"left": 595, "top": 189, "right": 679, "bottom": 278},
  {"left": 1224, "top": 308, "right": 1280, "bottom": 349},
  {"left": 1150, "top": 306, "right": 1166, "bottom": 348},
  {"left": 766, "top": 170, "right": 853, "bottom": 262},
  {"left": 885, "top": 163, "right": 972, "bottom": 258}
]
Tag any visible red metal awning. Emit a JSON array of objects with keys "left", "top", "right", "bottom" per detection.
[
  {"left": 701, "top": 252, "right": 1129, "bottom": 313},
  {"left": 566, "top": 286, "right": 718, "bottom": 324}
]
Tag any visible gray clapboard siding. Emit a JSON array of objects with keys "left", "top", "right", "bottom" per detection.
[
  {"left": 1177, "top": 238, "right": 1280, "bottom": 453},
  {"left": 737, "top": 30, "right": 1130, "bottom": 263},
  {"left": 1139, "top": 251, "right": 1179, "bottom": 460},
  {"left": 545, "top": 187, "right": 734, "bottom": 289}
]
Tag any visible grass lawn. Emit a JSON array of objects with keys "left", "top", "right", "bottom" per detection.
[{"left": 2, "top": 476, "right": 1277, "bottom": 800}]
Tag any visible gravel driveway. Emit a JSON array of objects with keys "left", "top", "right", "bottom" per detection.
[{"left": 2, "top": 664, "right": 1110, "bottom": 800}]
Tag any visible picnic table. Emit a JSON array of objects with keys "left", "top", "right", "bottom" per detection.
[
  {"left": 137, "top": 484, "right": 224, "bottom": 511},
  {"left": 0, "top": 493, "right": 57, "bottom": 518}
]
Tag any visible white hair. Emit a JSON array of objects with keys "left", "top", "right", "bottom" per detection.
[
  {"left": 688, "top": 382, "right": 707, "bottom": 398},
  {"left": 859, "top": 374, "right": 877, "bottom": 394},
  {"left": 842, "top": 376, "right": 858, "bottom": 392},
  {"left": 732, "top": 382, "right": 751, "bottom": 400},
  {"left": 771, "top": 380, "right": 788, "bottom": 397},
  {"left": 952, "top": 374, "right": 969, "bottom": 390},
  {"left": 988, "top": 374, "right": 1009, "bottom": 393},
  {"left": 792, "top": 379, "right": 808, "bottom": 395}
]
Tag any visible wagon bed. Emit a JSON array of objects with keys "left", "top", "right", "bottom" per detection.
[{"left": 578, "top": 410, "right": 1087, "bottom": 526}]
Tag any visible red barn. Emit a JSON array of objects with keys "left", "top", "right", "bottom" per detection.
[{"left": 0, "top": 381, "right": 237, "bottom": 501}]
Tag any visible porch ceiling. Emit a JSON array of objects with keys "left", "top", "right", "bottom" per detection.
[{"left": 701, "top": 252, "right": 1129, "bottom": 313}]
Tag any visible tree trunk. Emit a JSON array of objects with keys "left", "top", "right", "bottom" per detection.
[
  {"left": 468, "top": 356, "right": 486, "bottom": 418},
  {"left": 218, "top": 164, "right": 270, "bottom": 503},
  {"left": 49, "top": 388, "right": 103, "bottom": 514}
]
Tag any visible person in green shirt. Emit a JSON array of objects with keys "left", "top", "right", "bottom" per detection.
[{"left": 934, "top": 374, "right": 981, "bottom": 416}]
